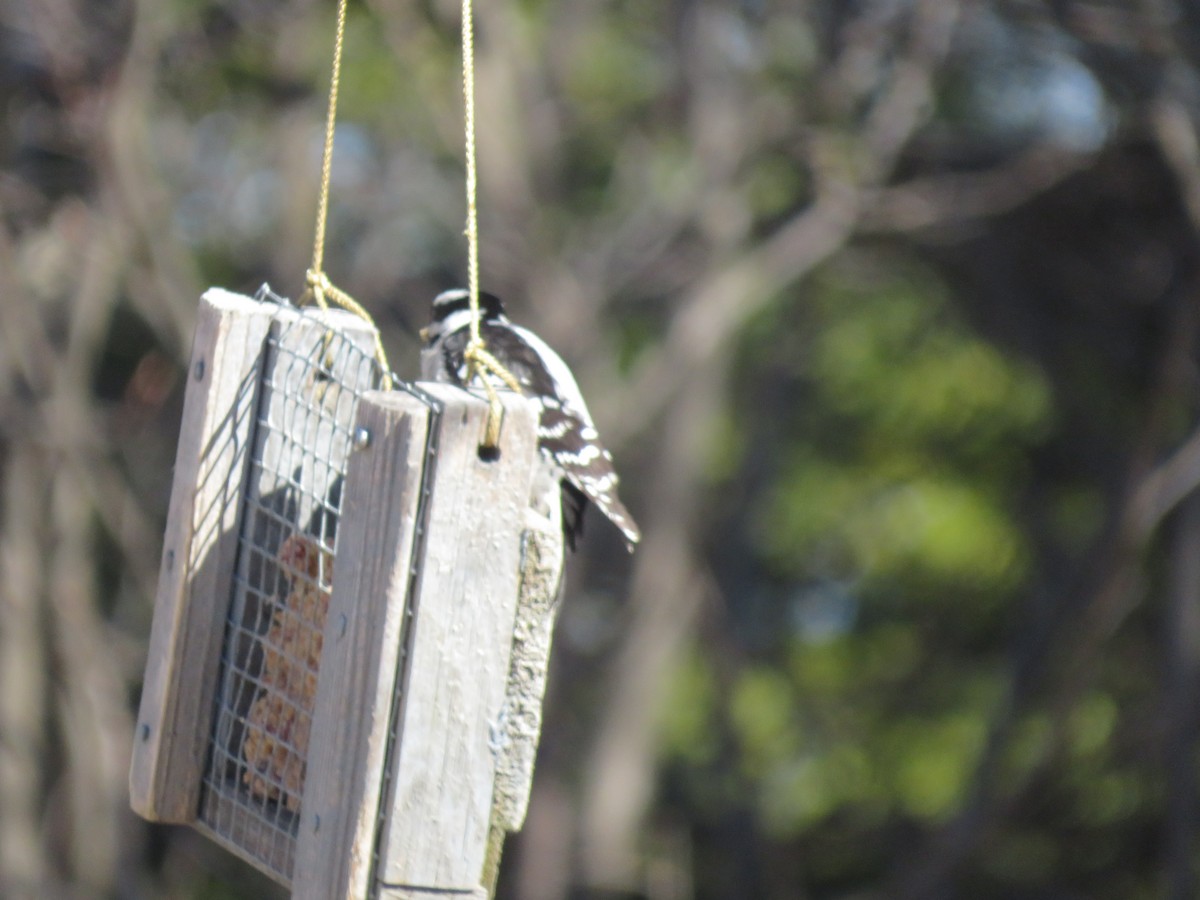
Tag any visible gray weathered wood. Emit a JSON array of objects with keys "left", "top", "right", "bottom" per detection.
[
  {"left": 482, "top": 504, "right": 566, "bottom": 893},
  {"left": 376, "top": 888, "right": 488, "bottom": 900},
  {"left": 292, "top": 390, "right": 433, "bottom": 900},
  {"left": 376, "top": 384, "right": 539, "bottom": 892},
  {"left": 129, "top": 288, "right": 274, "bottom": 821},
  {"left": 296, "top": 385, "right": 542, "bottom": 899},
  {"left": 492, "top": 510, "right": 565, "bottom": 830}
]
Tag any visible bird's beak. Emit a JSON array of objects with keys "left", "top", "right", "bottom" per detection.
[{"left": 418, "top": 326, "right": 431, "bottom": 344}]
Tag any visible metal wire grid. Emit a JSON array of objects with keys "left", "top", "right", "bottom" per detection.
[{"left": 198, "top": 296, "right": 385, "bottom": 883}]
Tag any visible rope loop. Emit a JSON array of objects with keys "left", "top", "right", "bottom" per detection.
[
  {"left": 303, "top": 268, "right": 394, "bottom": 391},
  {"left": 463, "top": 339, "right": 522, "bottom": 449},
  {"left": 464, "top": 341, "right": 522, "bottom": 395}
]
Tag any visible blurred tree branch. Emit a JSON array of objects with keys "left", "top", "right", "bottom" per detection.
[{"left": 579, "top": 1, "right": 960, "bottom": 892}]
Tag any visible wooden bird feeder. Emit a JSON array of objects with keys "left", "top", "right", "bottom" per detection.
[{"left": 130, "top": 287, "right": 565, "bottom": 899}]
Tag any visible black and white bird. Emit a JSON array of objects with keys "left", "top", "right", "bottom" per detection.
[{"left": 419, "top": 288, "right": 640, "bottom": 552}]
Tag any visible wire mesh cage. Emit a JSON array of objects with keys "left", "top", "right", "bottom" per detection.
[{"left": 193, "top": 288, "right": 384, "bottom": 879}]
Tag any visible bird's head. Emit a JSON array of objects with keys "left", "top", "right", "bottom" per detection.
[{"left": 420, "top": 288, "right": 507, "bottom": 345}]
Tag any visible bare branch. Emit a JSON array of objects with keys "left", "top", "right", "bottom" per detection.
[{"left": 861, "top": 145, "right": 1094, "bottom": 235}]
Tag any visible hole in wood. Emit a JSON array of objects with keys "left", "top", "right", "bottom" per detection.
[{"left": 478, "top": 444, "right": 501, "bottom": 463}]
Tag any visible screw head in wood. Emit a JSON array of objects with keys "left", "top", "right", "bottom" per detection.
[{"left": 353, "top": 426, "right": 371, "bottom": 450}]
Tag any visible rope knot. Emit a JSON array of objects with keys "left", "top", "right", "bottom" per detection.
[
  {"left": 305, "top": 268, "right": 331, "bottom": 307},
  {"left": 464, "top": 342, "right": 522, "bottom": 395}
]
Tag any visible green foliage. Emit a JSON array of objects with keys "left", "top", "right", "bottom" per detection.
[
  {"left": 660, "top": 649, "right": 720, "bottom": 767},
  {"left": 761, "top": 460, "right": 1029, "bottom": 595},
  {"left": 751, "top": 253, "right": 1050, "bottom": 601},
  {"left": 664, "top": 248, "right": 1060, "bottom": 865},
  {"left": 663, "top": 637, "right": 999, "bottom": 837},
  {"left": 745, "top": 153, "right": 811, "bottom": 221},
  {"left": 562, "top": 24, "right": 669, "bottom": 121}
]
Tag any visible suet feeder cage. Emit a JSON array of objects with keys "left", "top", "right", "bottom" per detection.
[{"left": 131, "top": 287, "right": 565, "bottom": 899}]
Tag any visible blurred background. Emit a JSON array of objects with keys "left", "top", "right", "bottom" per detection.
[{"left": 4, "top": 0, "right": 1200, "bottom": 897}]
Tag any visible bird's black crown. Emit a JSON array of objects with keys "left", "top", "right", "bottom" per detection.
[{"left": 431, "top": 289, "right": 506, "bottom": 323}]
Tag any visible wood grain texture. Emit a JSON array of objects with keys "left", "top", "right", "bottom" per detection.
[
  {"left": 482, "top": 505, "right": 566, "bottom": 893},
  {"left": 376, "top": 888, "right": 488, "bottom": 900},
  {"left": 129, "top": 288, "right": 273, "bottom": 821},
  {"left": 492, "top": 512, "right": 565, "bottom": 831},
  {"left": 293, "top": 391, "right": 432, "bottom": 900},
  {"left": 376, "top": 384, "right": 539, "bottom": 892}
]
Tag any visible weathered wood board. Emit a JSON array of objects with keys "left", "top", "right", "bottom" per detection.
[
  {"left": 292, "top": 389, "right": 433, "bottom": 900},
  {"left": 295, "top": 385, "right": 541, "bottom": 898},
  {"left": 130, "top": 288, "right": 274, "bottom": 822}
]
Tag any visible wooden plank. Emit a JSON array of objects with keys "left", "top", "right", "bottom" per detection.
[
  {"left": 481, "top": 505, "right": 566, "bottom": 893},
  {"left": 491, "top": 509, "right": 566, "bottom": 831},
  {"left": 292, "top": 391, "right": 432, "bottom": 900},
  {"left": 130, "top": 288, "right": 274, "bottom": 821},
  {"left": 376, "top": 384, "right": 539, "bottom": 892},
  {"left": 377, "top": 888, "right": 488, "bottom": 900}
]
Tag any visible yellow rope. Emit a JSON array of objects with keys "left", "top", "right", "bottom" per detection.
[
  {"left": 302, "top": 0, "right": 394, "bottom": 391},
  {"left": 459, "top": 0, "right": 521, "bottom": 447},
  {"left": 310, "top": 0, "right": 348, "bottom": 292},
  {"left": 462, "top": 0, "right": 481, "bottom": 347},
  {"left": 306, "top": 270, "right": 393, "bottom": 390}
]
